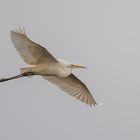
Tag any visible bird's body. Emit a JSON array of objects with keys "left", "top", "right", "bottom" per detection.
[
  {"left": 21, "top": 60, "right": 72, "bottom": 78},
  {"left": 0, "top": 28, "right": 98, "bottom": 106}
]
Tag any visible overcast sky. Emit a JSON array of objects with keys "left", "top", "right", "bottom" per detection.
[{"left": 0, "top": 0, "right": 140, "bottom": 140}]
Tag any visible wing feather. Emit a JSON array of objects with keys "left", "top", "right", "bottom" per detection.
[
  {"left": 43, "top": 74, "right": 97, "bottom": 106},
  {"left": 11, "top": 28, "right": 57, "bottom": 65}
]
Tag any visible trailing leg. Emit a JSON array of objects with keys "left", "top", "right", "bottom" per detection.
[{"left": 0, "top": 72, "right": 35, "bottom": 82}]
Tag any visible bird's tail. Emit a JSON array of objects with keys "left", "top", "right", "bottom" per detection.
[
  {"left": 20, "top": 68, "right": 33, "bottom": 78},
  {"left": 20, "top": 68, "right": 29, "bottom": 73}
]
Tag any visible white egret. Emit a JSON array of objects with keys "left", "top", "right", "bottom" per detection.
[{"left": 0, "top": 28, "right": 98, "bottom": 106}]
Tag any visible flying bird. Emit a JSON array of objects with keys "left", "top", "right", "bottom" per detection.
[{"left": 0, "top": 28, "right": 98, "bottom": 106}]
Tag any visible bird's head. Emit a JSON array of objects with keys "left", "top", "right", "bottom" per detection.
[{"left": 58, "top": 59, "right": 86, "bottom": 70}]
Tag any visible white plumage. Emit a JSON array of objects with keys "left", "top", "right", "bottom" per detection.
[{"left": 1, "top": 28, "right": 98, "bottom": 106}]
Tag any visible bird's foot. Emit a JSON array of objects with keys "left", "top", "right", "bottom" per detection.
[{"left": 0, "top": 78, "right": 7, "bottom": 82}]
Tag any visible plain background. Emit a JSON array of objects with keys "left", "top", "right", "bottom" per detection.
[{"left": 0, "top": 0, "right": 140, "bottom": 140}]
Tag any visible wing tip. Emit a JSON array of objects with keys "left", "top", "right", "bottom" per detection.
[
  {"left": 11, "top": 27, "right": 27, "bottom": 36},
  {"left": 91, "top": 102, "right": 103, "bottom": 107}
]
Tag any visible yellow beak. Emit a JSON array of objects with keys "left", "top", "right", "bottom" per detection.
[{"left": 73, "top": 64, "right": 87, "bottom": 69}]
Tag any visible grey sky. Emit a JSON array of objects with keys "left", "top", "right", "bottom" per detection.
[{"left": 0, "top": 0, "right": 140, "bottom": 140}]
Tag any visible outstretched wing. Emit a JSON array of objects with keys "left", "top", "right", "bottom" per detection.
[
  {"left": 11, "top": 28, "right": 57, "bottom": 65},
  {"left": 43, "top": 74, "right": 97, "bottom": 106}
]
